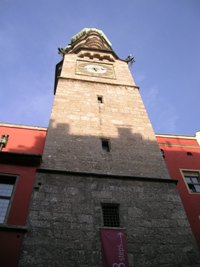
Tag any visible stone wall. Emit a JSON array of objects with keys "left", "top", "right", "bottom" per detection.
[
  {"left": 42, "top": 77, "right": 169, "bottom": 178},
  {"left": 19, "top": 171, "right": 200, "bottom": 267},
  {"left": 40, "top": 48, "right": 170, "bottom": 179}
]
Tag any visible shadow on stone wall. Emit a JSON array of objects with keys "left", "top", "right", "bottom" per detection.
[{"left": 38, "top": 119, "right": 169, "bottom": 179}]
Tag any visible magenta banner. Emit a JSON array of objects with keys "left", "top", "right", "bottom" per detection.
[{"left": 100, "top": 228, "right": 129, "bottom": 267}]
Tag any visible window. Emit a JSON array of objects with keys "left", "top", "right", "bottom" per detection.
[
  {"left": 97, "top": 95, "right": 103, "bottom": 104},
  {"left": 0, "top": 174, "right": 16, "bottom": 223},
  {"left": 182, "top": 171, "right": 200, "bottom": 193},
  {"left": 101, "top": 139, "right": 110, "bottom": 152},
  {"left": 160, "top": 149, "right": 165, "bottom": 158},
  {"left": 102, "top": 204, "right": 120, "bottom": 227}
]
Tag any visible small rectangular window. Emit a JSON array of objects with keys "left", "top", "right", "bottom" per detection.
[
  {"left": 102, "top": 203, "right": 120, "bottom": 227},
  {"left": 182, "top": 171, "right": 200, "bottom": 193},
  {"left": 101, "top": 139, "right": 110, "bottom": 152},
  {"left": 0, "top": 174, "right": 16, "bottom": 224},
  {"left": 97, "top": 95, "right": 103, "bottom": 104}
]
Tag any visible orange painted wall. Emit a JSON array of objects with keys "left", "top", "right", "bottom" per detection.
[
  {"left": 0, "top": 124, "right": 46, "bottom": 267},
  {"left": 157, "top": 135, "right": 200, "bottom": 249},
  {"left": 0, "top": 124, "right": 46, "bottom": 154}
]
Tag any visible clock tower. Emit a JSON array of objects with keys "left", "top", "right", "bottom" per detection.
[
  {"left": 19, "top": 29, "right": 200, "bottom": 267},
  {"left": 41, "top": 28, "right": 169, "bottom": 177}
]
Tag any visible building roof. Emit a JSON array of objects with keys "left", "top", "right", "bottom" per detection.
[{"left": 70, "top": 28, "right": 112, "bottom": 47}]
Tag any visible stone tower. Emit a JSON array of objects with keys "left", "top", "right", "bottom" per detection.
[{"left": 19, "top": 29, "right": 200, "bottom": 267}]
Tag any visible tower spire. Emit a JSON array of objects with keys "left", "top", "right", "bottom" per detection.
[{"left": 59, "top": 28, "right": 113, "bottom": 56}]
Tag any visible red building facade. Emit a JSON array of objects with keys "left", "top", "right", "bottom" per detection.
[
  {"left": 156, "top": 133, "right": 200, "bottom": 249},
  {"left": 0, "top": 123, "right": 46, "bottom": 267}
]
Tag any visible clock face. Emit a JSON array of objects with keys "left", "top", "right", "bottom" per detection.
[
  {"left": 84, "top": 64, "right": 107, "bottom": 74},
  {"left": 76, "top": 60, "right": 115, "bottom": 79}
]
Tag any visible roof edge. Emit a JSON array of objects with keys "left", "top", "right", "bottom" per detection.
[
  {"left": 0, "top": 123, "right": 47, "bottom": 131},
  {"left": 156, "top": 133, "right": 196, "bottom": 139}
]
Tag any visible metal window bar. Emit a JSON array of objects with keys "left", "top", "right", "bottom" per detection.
[{"left": 102, "top": 204, "right": 120, "bottom": 227}]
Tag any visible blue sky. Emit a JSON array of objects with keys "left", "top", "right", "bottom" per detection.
[{"left": 0, "top": 0, "right": 199, "bottom": 135}]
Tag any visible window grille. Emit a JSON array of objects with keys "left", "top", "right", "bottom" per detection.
[{"left": 102, "top": 204, "right": 120, "bottom": 227}]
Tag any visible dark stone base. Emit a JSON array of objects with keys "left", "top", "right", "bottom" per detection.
[{"left": 19, "top": 171, "right": 200, "bottom": 267}]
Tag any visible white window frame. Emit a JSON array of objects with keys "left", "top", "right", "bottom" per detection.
[{"left": 180, "top": 169, "right": 200, "bottom": 194}]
